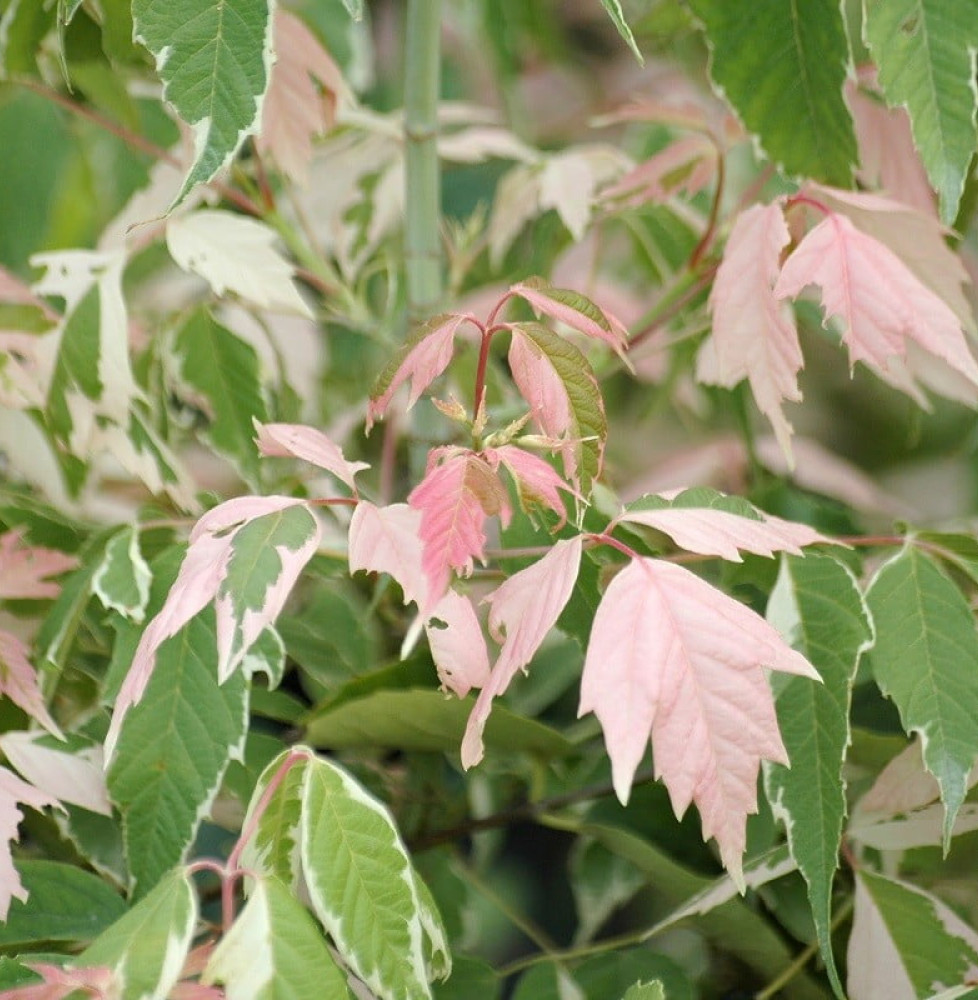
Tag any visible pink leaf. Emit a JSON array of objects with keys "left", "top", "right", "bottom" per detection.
[
  {"left": 508, "top": 333, "right": 573, "bottom": 441},
  {"left": 367, "top": 313, "right": 476, "bottom": 429},
  {"left": 0, "top": 768, "right": 59, "bottom": 920},
  {"left": 484, "top": 445, "right": 579, "bottom": 524},
  {"left": 697, "top": 203, "right": 803, "bottom": 461},
  {"left": 106, "top": 496, "right": 316, "bottom": 760},
  {"left": 348, "top": 501, "right": 430, "bottom": 611},
  {"left": 257, "top": 10, "right": 351, "bottom": 185},
  {"left": 425, "top": 590, "right": 490, "bottom": 697},
  {"left": 254, "top": 420, "right": 369, "bottom": 492},
  {"left": 0, "top": 732, "right": 109, "bottom": 815},
  {"left": 0, "top": 631, "right": 62, "bottom": 738},
  {"left": 774, "top": 212, "right": 978, "bottom": 389},
  {"left": 462, "top": 537, "right": 582, "bottom": 767},
  {"left": 0, "top": 964, "right": 116, "bottom": 1000},
  {"left": 617, "top": 503, "right": 833, "bottom": 562},
  {"left": 601, "top": 134, "right": 717, "bottom": 207},
  {"left": 408, "top": 450, "right": 509, "bottom": 604},
  {"left": 578, "top": 557, "right": 819, "bottom": 885},
  {"left": 0, "top": 531, "right": 77, "bottom": 601},
  {"left": 510, "top": 278, "right": 629, "bottom": 358}
]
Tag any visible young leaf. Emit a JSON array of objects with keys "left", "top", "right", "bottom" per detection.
[
  {"left": 0, "top": 530, "right": 76, "bottom": 600},
  {"left": 0, "top": 769, "right": 58, "bottom": 920},
  {"left": 774, "top": 211, "right": 978, "bottom": 390},
  {"left": 425, "top": 590, "right": 491, "bottom": 698},
  {"left": 167, "top": 211, "right": 312, "bottom": 317},
  {"left": 619, "top": 491, "right": 832, "bottom": 561},
  {"left": 0, "top": 732, "right": 110, "bottom": 816},
  {"left": 254, "top": 420, "right": 369, "bottom": 493},
  {"left": 300, "top": 755, "right": 450, "bottom": 1000},
  {"left": 0, "top": 632, "right": 61, "bottom": 739},
  {"left": 202, "top": 876, "right": 351, "bottom": 1000},
  {"left": 602, "top": 134, "right": 717, "bottom": 207},
  {"left": 172, "top": 309, "right": 270, "bottom": 487},
  {"left": 79, "top": 868, "right": 197, "bottom": 1000},
  {"left": 508, "top": 322, "right": 606, "bottom": 494},
  {"left": 597, "top": 0, "right": 644, "bottom": 64},
  {"left": 578, "top": 557, "right": 820, "bottom": 885},
  {"left": 367, "top": 313, "right": 475, "bottom": 429},
  {"left": 132, "top": 0, "right": 274, "bottom": 206},
  {"left": 484, "top": 445, "right": 578, "bottom": 525},
  {"left": 848, "top": 870, "right": 978, "bottom": 1000},
  {"left": 689, "top": 0, "right": 856, "bottom": 186},
  {"left": 107, "top": 496, "right": 319, "bottom": 760},
  {"left": 763, "top": 554, "right": 873, "bottom": 998},
  {"left": 865, "top": 546, "right": 978, "bottom": 849},
  {"left": 0, "top": 964, "right": 115, "bottom": 1000},
  {"left": 408, "top": 450, "right": 509, "bottom": 605},
  {"left": 256, "top": 9, "right": 352, "bottom": 185},
  {"left": 696, "top": 202, "right": 803, "bottom": 460},
  {"left": 510, "top": 277, "right": 630, "bottom": 359},
  {"left": 92, "top": 526, "right": 151, "bottom": 623},
  {"left": 347, "top": 501, "right": 429, "bottom": 611},
  {"left": 863, "top": 0, "right": 978, "bottom": 224},
  {"left": 462, "top": 536, "right": 582, "bottom": 767}
]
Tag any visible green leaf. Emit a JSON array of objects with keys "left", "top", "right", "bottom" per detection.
[
  {"left": 513, "top": 953, "right": 689, "bottom": 1000},
  {"left": 93, "top": 526, "right": 151, "bottom": 623},
  {"left": 340, "top": 0, "right": 364, "bottom": 19},
  {"left": 300, "top": 754, "right": 450, "bottom": 1000},
  {"left": 865, "top": 545, "right": 978, "bottom": 849},
  {"left": 625, "top": 487, "right": 762, "bottom": 520},
  {"left": 132, "top": 0, "right": 274, "bottom": 206},
  {"left": 0, "top": 0, "right": 54, "bottom": 77},
  {"left": 863, "top": 0, "right": 978, "bottom": 224},
  {"left": 569, "top": 839, "right": 645, "bottom": 944},
  {"left": 510, "top": 321, "right": 606, "bottom": 496},
  {"left": 79, "top": 868, "right": 197, "bottom": 1000},
  {"left": 853, "top": 869, "right": 978, "bottom": 995},
  {"left": 598, "top": 0, "right": 644, "bottom": 63},
  {"left": 764, "top": 554, "right": 873, "bottom": 999},
  {"left": 304, "top": 688, "right": 573, "bottom": 758},
  {"left": 0, "top": 861, "right": 126, "bottom": 947},
  {"left": 432, "top": 955, "right": 500, "bottom": 1000},
  {"left": 544, "top": 816, "right": 825, "bottom": 1000},
  {"left": 172, "top": 308, "right": 268, "bottom": 487},
  {"left": 239, "top": 750, "right": 308, "bottom": 891},
  {"left": 203, "top": 877, "right": 352, "bottom": 999},
  {"left": 689, "top": 0, "right": 856, "bottom": 187},
  {"left": 108, "top": 608, "right": 249, "bottom": 897}
]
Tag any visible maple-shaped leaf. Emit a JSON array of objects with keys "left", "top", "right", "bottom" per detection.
[
  {"left": 510, "top": 277, "right": 630, "bottom": 359},
  {"left": 408, "top": 449, "right": 510, "bottom": 604},
  {"left": 601, "top": 133, "right": 717, "bottom": 207},
  {"left": 696, "top": 202, "right": 803, "bottom": 460},
  {"left": 348, "top": 501, "right": 429, "bottom": 611},
  {"left": 0, "top": 767, "right": 59, "bottom": 920},
  {"left": 166, "top": 210, "right": 313, "bottom": 317},
  {"left": 485, "top": 445, "right": 579, "bottom": 525},
  {"left": 618, "top": 490, "right": 833, "bottom": 561},
  {"left": 254, "top": 420, "right": 369, "bottom": 493},
  {"left": 0, "top": 963, "right": 115, "bottom": 1000},
  {"left": 106, "top": 495, "right": 320, "bottom": 759},
  {"left": 579, "top": 557, "right": 820, "bottom": 885},
  {"left": 462, "top": 536, "right": 582, "bottom": 767},
  {"left": 0, "top": 631, "right": 62, "bottom": 738},
  {"left": 508, "top": 322, "right": 606, "bottom": 493},
  {"left": 256, "top": 9, "right": 352, "bottom": 185},
  {"left": 367, "top": 312, "right": 476, "bottom": 429},
  {"left": 0, "top": 531, "right": 76, "bottom": 600},
  {"left": 774, "top": 211, "right": 978, "bottom": 389},
  {"left": 425, "top": 590, "right": 490, "bottom": 697}
]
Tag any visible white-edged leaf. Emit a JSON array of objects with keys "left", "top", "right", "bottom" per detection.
[
  {"left": 203, "top": 876, "right": 351, "bottom": 999},
  {"left": 167, "top": 211, "right": 312, "bottom": 316},
  {"left": 133, "top": 0, "right": 275, "bottom": 206},
  {"left": 93, "top": 526, "right": 151, "bottom": 624},
  {"left": 300, "top": 755, "right": 450, "bottom": 1000}
]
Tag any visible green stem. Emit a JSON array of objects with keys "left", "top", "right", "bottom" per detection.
[{"left": 403, "top": 0, "right": 443, "bottom": 322}]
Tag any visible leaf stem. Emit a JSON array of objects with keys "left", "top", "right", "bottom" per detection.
[{"left": 403, "top": 0, "right": 443, "bottom": 322}]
